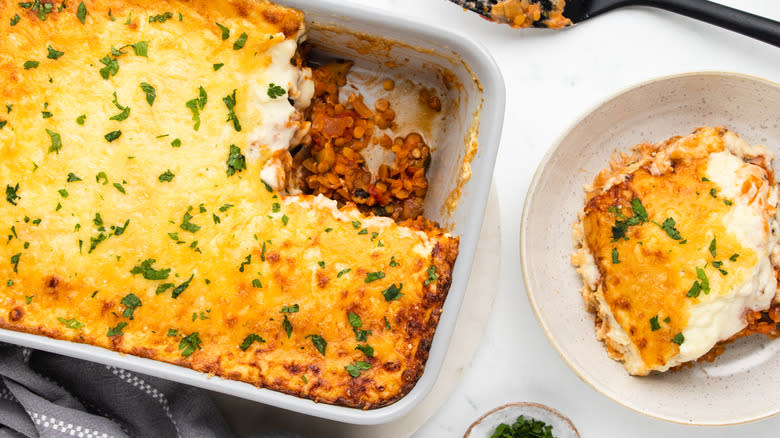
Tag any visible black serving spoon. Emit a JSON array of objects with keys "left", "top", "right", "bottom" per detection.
[{"left": 451, "top": 0, "right": 780, "bottom": 47}]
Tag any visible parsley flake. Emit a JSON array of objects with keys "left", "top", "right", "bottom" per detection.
[
  {"left": 171, "top": 274, "right": 194, "bottom": 298},
  {"left": 233, "top": 32, "right": 248, "bottom": 50},
  {"left": 267, "top": 83, "right": 285, "bottom": 99},
  {"left": 365, "top": 271, "right": 385, "bottom": 283},
  {"left": 24, "top": 60, "right": 39, "bottom": 69},
  {"left": 120, "top": 293, "right": 142, "bottom": 319},
  {"left": 306, "top": 334, "right": 327, "bottom": 356},
  {"left": 216, "top": 22, "right": 230, "bottom": 40},
  {"left": 672, "top": 332, "right": 685, "bottom": 345},
  {"left": 46, "top": 129, "right": 62, "bottom": 153},
  {"left": 77, "top": 1, "right": 87, "bottom": 23},
  {"left": 179, "top": 332, "right": 202, "bottom": 357},
  {"left": 650, "top": 316, "right": 661, "bottom": 331},
  {"left": 240, "top": 333, "right": 265, "bottom": 351},
  {"left": 382, "top": 283, "right": 403, "bottom": 301},
  {"left": 226, "top": 144, "right": 246, "bottom": 176},
  {"left": 57, "top": 317, "right": 84, "bottom": 330},
  {"left": 105, "top": 130, "right": 122, "bottom": 142},
  {"left": 6, "top": 184, "right": 20, "bottom": 205},
  {"left": 223, "top": 89, "right": 241, "bottom": 131},
  {"left": 47, "top": 45, "right": 64, "bottom": 60},
  {"left": 158, "top": 170, "right": 175, "bottom": 182},
  {"left": 130, "top": 259, "right": 170, "bottom": 280},
  {"left": 424, "top": 265, "right": 438, "bottom": 285},
  {"left": 107, "top": 322, "right": 128, "bottom": 337},
  {"left": 140, "top": 82, "right": 156, "bottom": 106},
  {"left": 709, "top": 237, "right": 717, "bottom": 258},
  {"left": 345, "top": 361, "right": 371, "bottom": 378}
]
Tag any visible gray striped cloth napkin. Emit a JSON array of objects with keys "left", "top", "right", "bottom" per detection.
[{"left": 0, "top": 342, "right": 235, "bottom": 438}]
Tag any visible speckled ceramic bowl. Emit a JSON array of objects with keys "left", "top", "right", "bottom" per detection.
[
  {"left": 521, "top": 72, "right": 780, "bottom": 425},
  {"left": 463, "top": 402, "right": 579, "bottom": 438}
]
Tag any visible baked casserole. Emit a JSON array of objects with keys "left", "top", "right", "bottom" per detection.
[
  {"left": 573, "top": 127, "right": 780, "bottom": 375},
  {"left": 0, "top": 0, "right": 459, "bottom": 409}
]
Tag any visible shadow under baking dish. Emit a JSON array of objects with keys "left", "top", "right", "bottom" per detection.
[
  {"left": 521, "top": 72, "right": 780, "bottom": 426},
  {"left": 0, "top": 0, "right": 505, "bottom": 426}
]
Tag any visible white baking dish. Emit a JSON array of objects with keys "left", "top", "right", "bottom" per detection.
[{"left": 0, "top": 0, "right": 504, "bottom": 425}]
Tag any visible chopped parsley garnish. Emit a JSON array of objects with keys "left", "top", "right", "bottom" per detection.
[
  {"left": 306, "top": 334, "right": 327, "bottom": 356},
  {"left": 239, "top": 334, "right": 265, "bottom": 351},
  {"left": 76, "top": 114, "right": 86, "bottom": 125},
  {"left": 345, "top": 361, "right": 371, "bottom": 378},
  {"left": 10, "top": 14, "right": 20, "bottom": 25},
  {"left": 239, "top": 254, "right": 251, "bottom": 272},
  {"left": 213, "top": 63, "right": 224, "bottom": 71},
  {"left": 355, "top": 344, "right": 374, "bottom": 357},
  {"left": 104, "top": 130, "right": 122, "bottom": 142},
  {"left": 46, "top": 129, "right": 62, "bottom": 153},
  {"left": 281, "top": 304, "right": 299, "bottom": 313},
  {"left": 130, "top": 41, "right": 148, "bottom": 57},
  {"left": 282, "top": 314, "right": 293, "bottom": 338},
  {"left": 47, "top": 45, "right": 64, "bottom": 60},
  {"left": 389, "top": 256, "right": 400, "bottom": 267},
  {"left": 223, "top": 89, "right": 241, "bottom": 131},
  {"left": 67, "top": 173, "right": 82, "bottom": 182},
  {"left": 365, "top": 271, "right": 385, "bottom": 283},
  {"left": 6, "top": 184, "right": 20, "bottom": 205},
  {"left": 685, "top": 277, "right": 703, "bottom": 297},
  {"left": 19, "top": 0, "right": 55, "bottom": 20},
  {"left": 179, "top": 332, "right": 202, "bottom": 357},
  {"left": 109, "top": 92, "right": 130, "bottom": 121},
  {"left": 272, "top": 202, "right": 281, "bottom": 213},
  {"left": 672, "top": 332, "right": 685, "bottom": 345},
  {"left": 130, "top": 259, "right": 170, "bottom": 280},
  {"left": 167, "top": 328, "right": 178, "bottom": 336},
  {"left": 384, "top": 317, "right": 391, "bottom": 330},
  {"left": 710, "top": 188, "right": 717, "bottom": 198},
  {"left": 490, "top": 416, "right": 554, "bottom": 438},
  {"left": 709, "top": 238, "right": 717, "bottom": 258},
  {"left": 149, "top": 12, "right": 173, "bottom": 23},
  {"left": 317, "top": 261, "right": 325, "bottom": 269},
  {"left": 219, "top": 203, "right": 233, "bottom": 212},
  {"left": 113, "top": 182, "right": 126, "bottom": 194},
  {"left": 729, "top": 253, "right": 740, "bottom": 262},
  {"left": 185, "top": 86, "right": 207, "bottom": 130},
  {"left": 155, "top": 283, "right": 174, "bottom": 295},
  {"left": 180, "top": 208, "right": 201, "bottom": 232},
  {"left": 140, "top": 82, "right": 156, "bottom": 106},
  {"left": 107, "top": 322, "right": 128, "bottom": 337},
  {"left": 23, "top": 60, "right": 39, "bottom": 69},
  {"left": 26, "top": 295, "right": 33, "bottom": 303},
  {"left": 57, "top": 317, "right": 84, "bottom": 330},
  {"left": 96, "top": 172, "right": 109, "bottom": 185},
  {"left": 724, "top": 199, "right": 733, "bottom": 206},
  {"left": 10, "top": 253, "right": 20, "bottom": 273},
  {"left": 382, "top": 283, "right": 403, "bottom": 301},
  {"left": 337, "top": 268, "right": 351, "bottom": 278},
  {"left": 267, "top": 83, "right": 285, "bottom": 99},
  {"left": 58, "top": 189, "right": 68, "bottom": 198},
  {"left": 216, "top": 22, "right": 230, "bottom": 40},
  {"left": 212, "top": 214, "right": 220, "bottom": 224},
  {"left": 0, "top": 121, "right": 6, "bottom": 130},
  {"left": 233, "top": 32, "right": 248, "bottom": 50},
  {"left": 660, "top": 217, "right": 683, "bottom": 240},
  {"left": 424, "top": 265, "right": 438, "bottom": 285},
  {"left": 281, "top": 215, "right": 288, "bottom": 226},
  {"left": 120, "top": 293, "right": 142, "bottom": 319},
  {"left": 77, "top": 1, "right": 87, "bottom": 23},
  {"left": 252, "top": 279, "right": 262, "bottom": 288},
  {"left": 158, "top": 170, "right": 175, "bottom": 182},
  {"left": 631, "top": 198, "right": 648, "bottom": 222},
  {"left": 697, "top": 267, "right": 710, "bottom": 294},
  {"left": 98, "top": 54, "right": 119, "bottom": 79},
  {"left": 649, "top": 316, "right": 661, "bottom": 331},
  {"left": 611, "top": 248, "right": 621, "bottom": 264},
  {"left": 171, "top": 274, "right": 194, "bottom": 299},
  {"left": 226, "top": 144, "right": 246, "bottom": 176},
  {"left": 358, "top": 228, "right": 367, "bottom": 235}
]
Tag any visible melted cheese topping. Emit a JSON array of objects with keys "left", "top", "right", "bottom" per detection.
[
  {"left": 0, "top": 0, "right": 458, "bottom": 408},
  {"left": 576, "top": 127, "right": 779, "bottom": 375}
]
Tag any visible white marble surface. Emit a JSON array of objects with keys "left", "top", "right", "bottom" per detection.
[{"left": 357, "top": 0, "right": 780, "bottom": 437}]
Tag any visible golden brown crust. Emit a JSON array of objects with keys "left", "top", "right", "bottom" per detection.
[
  {"left": 573, "top": 127, "right": 779, "bottom": 375},
  {"left": 0, "top": 0, "right": 459, "bottom": 409}
]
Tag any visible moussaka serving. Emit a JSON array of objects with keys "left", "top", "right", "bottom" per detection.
[
  {"left": 0, "top": 0, "right": 459, "bottom": 409},
  {"left": 572, "top": 127, "right": 780, "bottom": 375}
]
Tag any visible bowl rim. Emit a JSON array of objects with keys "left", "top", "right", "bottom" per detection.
[
  {"left": 520, "top": 70, "right": 780, "bottom": 426},
  {"left": 462, "top": 401, "right": 580, "bottom": 438}
]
